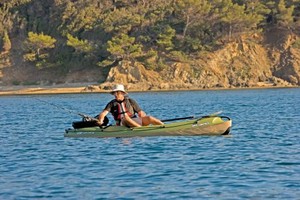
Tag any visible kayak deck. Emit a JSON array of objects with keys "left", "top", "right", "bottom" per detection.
[{"left": 64, "top": 116, "right": 232, "bottom": 138}]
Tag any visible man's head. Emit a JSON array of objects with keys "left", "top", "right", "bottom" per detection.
[{"left": 110, "top": 84, "right": 127, "bottom": 101}]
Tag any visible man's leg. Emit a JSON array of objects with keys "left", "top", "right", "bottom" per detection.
[
  {"left": 122, "top": 115, "right": 142, "bottom": 127},
  {"left": 142, "top": 116, "right": 164, "bottom": 126}
]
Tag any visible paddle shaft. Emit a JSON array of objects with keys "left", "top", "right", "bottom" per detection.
[
  {"left": 162, "top": 116, "right": 194, "bottom": 122},
  {"left": 161, "top": 111, "right": 223, "bottom": 122}
]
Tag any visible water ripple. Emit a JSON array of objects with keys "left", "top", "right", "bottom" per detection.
[{"left": 0, "top": 89, "right": 300, "bottom": 199}]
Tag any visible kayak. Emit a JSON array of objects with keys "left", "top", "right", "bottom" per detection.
[{"left": 64, "top": 114, "right": 232, "bottom": 138}]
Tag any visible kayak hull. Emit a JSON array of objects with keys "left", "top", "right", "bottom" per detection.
[{"left": 64, "top": 116, "right": 232, "bottom": 138}]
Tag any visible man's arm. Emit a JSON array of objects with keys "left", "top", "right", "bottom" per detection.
[
  {"left": 98, "top": 110, "right": 109, "bottom": 125},
  {"left": 128, "top": 98, "right": 143, "bottom": 114}
]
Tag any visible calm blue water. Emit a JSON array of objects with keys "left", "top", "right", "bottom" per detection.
[{"left": 0, "top": 88, "right": 299, "bottom": 199}]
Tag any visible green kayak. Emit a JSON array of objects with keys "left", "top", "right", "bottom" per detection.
[{"left": 64, "top": 115, "right": 232, "bottom": 138}]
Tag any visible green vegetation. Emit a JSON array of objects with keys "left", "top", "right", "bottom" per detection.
[
  {"left": 107, "top": 33, "right": 143, "bottom": 61},
  {"left": 23, "top": 32, "right": 57, "bottom": 68},
  {"left": 0, "top": 0, "right": 299, "bottom": 73},
  {"left": 2, "top": 31, "right": 11, "bottom": 52},
  {"left": 66, "top": 34, "right": 93, "bottom": 54},
  {"left": 293, "top": 38, "right": 300, "bottom": 48}
]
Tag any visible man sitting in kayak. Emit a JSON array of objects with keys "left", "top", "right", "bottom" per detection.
[{"left": 97, "top": 84, "right": 164, "bottom": 127}]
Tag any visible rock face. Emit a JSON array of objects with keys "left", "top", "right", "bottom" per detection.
[
  {"left": 1, "top": 30, "right": 300, "bottom": 90},
  {"left": 99, "top": 32, "right": 300, "bottom": 91},
  {"left": 271, "top": 36, "right": 300, "bottom": 86}
]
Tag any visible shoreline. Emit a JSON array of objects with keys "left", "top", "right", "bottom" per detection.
[
  {"left": 0, "top": 84, "right": 103, "bottom": 96},
  {"left": 0, "top": 84, "right": 299, "bottom": 96}
]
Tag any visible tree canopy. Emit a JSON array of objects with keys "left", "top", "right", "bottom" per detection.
[
  {"left": 0, "top": 0, "right": 299, "bottom": 71},
  {"left": 23, "top": 32, "right": 56, "bottom": 68}
]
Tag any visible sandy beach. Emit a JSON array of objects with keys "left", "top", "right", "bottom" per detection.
[
  {"left": 0, "top": 83, "right": 299, "bottom": 96},
  {"left": 0, "top": 83, "right": 107, "bottom": 96}
]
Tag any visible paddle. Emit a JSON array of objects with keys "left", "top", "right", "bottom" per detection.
[
  {"left": 162, "top": 116, "right": 194, "bottom": 122},
  {"left": 202, "top": 111, "right": 223, "bottom": 117},
  {"left": 161, "top": 111, "right": 223, "bottom": 122}
]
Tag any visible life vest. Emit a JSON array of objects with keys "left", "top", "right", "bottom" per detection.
[{"left": 111, "top": 98, "right": 135, "bottom": 124}]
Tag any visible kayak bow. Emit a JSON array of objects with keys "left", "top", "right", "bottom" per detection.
[{"left": 64, "top": 114, "right": 232, "bottom": 138}]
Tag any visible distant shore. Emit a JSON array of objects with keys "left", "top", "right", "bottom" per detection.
[
  {"left": 0, "top": 83, "right": 105, "bottom": 96},
  {"left": 0, "top": 83, "right": 299, "bottom": 96}
]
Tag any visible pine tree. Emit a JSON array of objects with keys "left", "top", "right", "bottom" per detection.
[
  {"left": 174, "top": 0, "right": 211, "bottom": 38},
  {"left": 107, "top": 33, "right": 142, "bottom": 61},
  {"left": 66, "top": 34, "right": 93, "bottom": 54},
  {"left": 2, "top": 31, "right": 11, "bottom": 53},
  {"left": 276, "top": 0, "right": 294, "bottom": 27},
  {"left": 157, "top": 25, "right": 176, "bottom": 51},
  {"left": 23, "top": 32, "right": 56, "bottom": 68}
]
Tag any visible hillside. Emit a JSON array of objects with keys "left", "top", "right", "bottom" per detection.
[
  {"left": 0, "top": 1, "right": 300, "bottom": 91},
  {"left": 100, "top": 29, "right": 300, "bottom": 90},
  {"left": 1, "top": 29, "right": 299, "bottom": 91}
]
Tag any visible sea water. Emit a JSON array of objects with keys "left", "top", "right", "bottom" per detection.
[{"left": 0, "top": 88, "right": 299, "bottom": 199}]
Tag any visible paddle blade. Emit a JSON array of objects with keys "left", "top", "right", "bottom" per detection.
[
  {"left": 200, "top": 111, "right": 223, "bottom": 119},
  {"left": 208, "top": 111, "right": 223, "bottom": 116}
]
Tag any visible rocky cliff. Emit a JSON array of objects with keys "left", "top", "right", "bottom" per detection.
[{"left": 100, "top": 30, "right": 300, "bottom": 90}]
